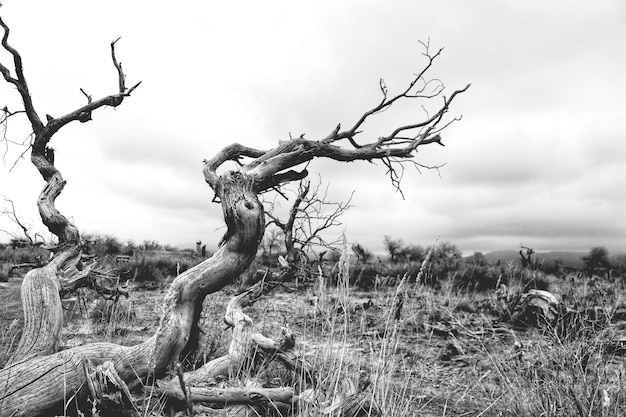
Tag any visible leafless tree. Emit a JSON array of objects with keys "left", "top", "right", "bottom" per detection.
[
  {"left": 383, "top": 235, "right": 404, "bottom": 263},
  {"left": 0, "top": 9, "right": 469, "bottom": 416},
  {"left": 260, "top": 226, "right": 284, "bottom": 263},
  {"left": 265, "top": 179, "right": 352, "bottom": 280},
  {"left": 520, "top": 245, "right": 536, "bottom": 269}
]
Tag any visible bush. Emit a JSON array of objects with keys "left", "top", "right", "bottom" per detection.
[
  {"left": 0, "top": 246, "right": 46, "bottom": 264},
  {"left": 350, "top": 263, "right": 378, "bottom": 289},
  {"left": 117, "top": 254, "right": 203, "bottom": 285},
  {"left": 518, "top": 268, "right": 551, "bottom": 291},
  {"left": 452, "top": 264, "right": 502, "bottom": 292}
]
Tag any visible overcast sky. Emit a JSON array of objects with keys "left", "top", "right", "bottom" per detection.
[{"left": 1, "top": 1, "right": 625, "bottom": 255}]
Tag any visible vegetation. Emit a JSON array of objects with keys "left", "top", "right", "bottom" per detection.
[
  {"left": 2, "top": 4, "right": 624, "bottom": 417},
  {"left": 3, "top": 237, "right": 626, "bottom": 416},
  {"left": 1, "top": 3, "right": 471, "bottom": 412}
]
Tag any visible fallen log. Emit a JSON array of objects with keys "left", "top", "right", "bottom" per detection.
[
  {"left": 159, "top": 281, "right": 314, "bottom": 409},
  {"left": 157, "top": 380, "right": 294, "bottom": 404}
]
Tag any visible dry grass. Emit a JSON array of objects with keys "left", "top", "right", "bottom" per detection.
[
  {"left": 2, "top": 252, "right": 626, "bottom": 416},
  {"left": 0, "top": 276, "right": 22, "bottom": 367}
]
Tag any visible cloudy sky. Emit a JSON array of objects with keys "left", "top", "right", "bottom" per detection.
[{"left": 1, "top": 1, "right": 625, "bottom": 255}]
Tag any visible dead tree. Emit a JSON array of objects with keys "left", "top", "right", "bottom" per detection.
[
  {"left": 0, "top": 8, "right": 469, "bottom": 416},
  {"left": 1, "top": 11, "right": 140, "bottom": 416},
  {"left": 520, "top": 245, "right": 536, "bottom": 269},
  {"left": 265, "top": 179, "right": 352, "bottom": 280}
]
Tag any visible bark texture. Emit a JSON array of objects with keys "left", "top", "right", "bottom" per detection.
[
  {"left": 0, "top": 173, "right": 264, "bottom": 417},
  {"left": 1, "top": 14, "right": 467, "bottom": 415},
  {"left": 158, "top": 281, "right": 313, "bottom": 415}
]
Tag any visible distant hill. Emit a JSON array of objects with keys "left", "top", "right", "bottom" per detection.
[{"left": 482, "top": 250, "right": 586, "bottom": 269}]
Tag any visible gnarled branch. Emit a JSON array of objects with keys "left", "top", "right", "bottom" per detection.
[{"left": 202, "top": 43, "right": 469, "bottom": 195}]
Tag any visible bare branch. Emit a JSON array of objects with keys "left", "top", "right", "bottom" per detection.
[
  {"left": 7, "top": 135, "right": 32, "bottom": 172},
  {"left": 79, "top": 88, "right": 93, "bottom": 103},
  {"left": 294, "top": 181, "right": 353, "bottom": 252},
  {"left": 0, "top": 195, "right": 44, "bottom": 245},
  {"left": 0, "top": 16, "right": 44, "bottom": 133},
  {"left": 111, "top": 37, "right": 125, "bottom": 92},
  {"left": 320, "top": 43, "right": 445, "bottom": 147},
  {"left": 1, "top": 106, "right": 28, "bottom": 163},
  {"left": 203, "top": 43, "right": 469, "bottom": 195},
  {"left": 263, "top": 178, "right": 352, "bottom": 279}
]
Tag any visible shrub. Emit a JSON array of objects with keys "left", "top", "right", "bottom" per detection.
[
  {"left": 452, "top": 264, "right": 501, "bottom": 292},
  {"left": 518, "top": 268, "right": 551, "bottom": 291},
  {"left": 0, "top": 246, "right": 46, "bottom": 264},
  {"left": 350, "top": 263, "right": 378, "bottom": 289},
  {"left": 117, "top": 254, "right": 203, "bottom": 285}
]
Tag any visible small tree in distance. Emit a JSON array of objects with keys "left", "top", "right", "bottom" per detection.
[
  {"left": 0, "top": 7, "right": 469, "bottom": 415},
  {"left": 583, "top": 246, "right": 611, "bottom": 276},
  {"left": 260, "top": 226, "right": 284, "bottom": 264},
  {"left": 383, "top": 236, "right": 426, "bottom": 264},
  {"left": 400, "top": 244, "right": 426, "bottom": 263},
  {"left": 383, "top": 235, "right": 404, "bottom": 263},
  {"left": 469, "top": 251, "right": 487, "bottom": 266}
]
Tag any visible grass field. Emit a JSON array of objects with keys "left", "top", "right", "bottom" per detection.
[{"left": 2, "top": 249, "right": 626, "bottom": 416}]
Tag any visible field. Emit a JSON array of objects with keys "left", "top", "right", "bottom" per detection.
[{"left": 2, "top": 246, "right": 626, "bottom": 416}]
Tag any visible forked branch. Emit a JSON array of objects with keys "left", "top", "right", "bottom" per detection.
[
  {"left": 203, "top": 43, "right": 469, "bottom": 195},
  {"left": 0, "top": 15, "right": 43, "bottom": 132},
  {"left": 265, "top": 179, "right": 352, "bottom": 269}
]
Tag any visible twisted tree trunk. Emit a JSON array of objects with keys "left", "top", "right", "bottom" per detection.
[
  {"left": 0, "top": 172, "right": 264, "bottom": 416},
  {"left": 1, "top": 14, "right": 138, "bottom": 368},
  {"left": 2, "top": 11, "right": 468, "bottom": 414}
]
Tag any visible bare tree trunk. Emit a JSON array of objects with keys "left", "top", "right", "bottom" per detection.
[
  {"left": 5, "top": 157, "right": 88, "bottom": 363},
  {"left": 9, "top": 264, "right": 63, "bottom": 362},
  {"left": 1, "top": 15, "right": 137, "bottom": 366},
  {"left": 0, "top": 172, "right": 264, "bottom": 417}
]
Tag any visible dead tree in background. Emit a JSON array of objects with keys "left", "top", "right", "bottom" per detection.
[
  {"left": 0, "top": 9, "right": 469, "bottom": 416},
  {"left": 520, "top": 245, "right": 536, "bottom": 269},
  {"left": 265, "top": 179, "right": 352, "bottom": 281}
]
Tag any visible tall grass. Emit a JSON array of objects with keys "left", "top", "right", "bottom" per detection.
[
  {"left": 89, "top": 297, "right": 137, "bottom": 340},
  {"left": 482, "top": 317, "right": 626, "bottom": 416},
  {"left": 116, "top": 253, "right": 203, "bottom": 285},
  {"left": 0, "top": 318, "right": 20, "bottom": 367},
  {"left": 285, "top": 244, "right": 426, "bottom": 416},
  {"left": 4, "top": 240, "right": 626, "bottom": 416}
]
